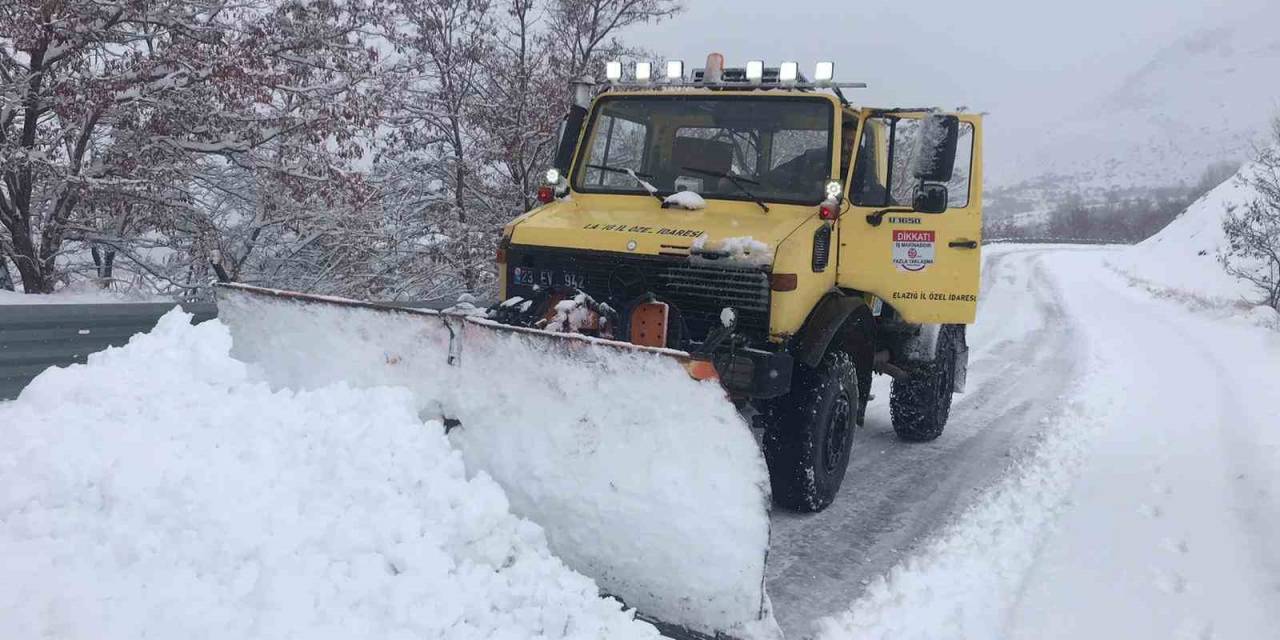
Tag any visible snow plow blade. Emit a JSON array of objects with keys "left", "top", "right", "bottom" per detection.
[{"left": 213, "top": 284, "right": 780, "bottom": 639}]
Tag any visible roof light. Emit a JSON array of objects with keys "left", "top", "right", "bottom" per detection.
[
  {"left": 605, "top": 60, "right": 622, "bottom": 82},
  {"left": 705, "top": 52, "right": 725, "bottom": 84},
  {"left": 779, "top": 61, "right": 799, "bottom": 83},
  {"left": 814, "top": 61, "right": 834, "bottom": 83},
  {"left": 745, "top": 60, "right": 764, "bottom": 83},
  {"left": 634, "top": 61, "right": 652, "bottom": 82},
  {"left": 666, "top": 60, "right": 684, "bottom": 81}
]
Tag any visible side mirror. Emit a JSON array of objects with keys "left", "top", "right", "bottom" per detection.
[
  {"left": 912, "top": 183, "right": 948, "bottom": 214},
  {"left": 909, "top": 114, "right": 960, "bottom": 182}
]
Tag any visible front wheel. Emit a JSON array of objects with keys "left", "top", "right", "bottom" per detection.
[
  {"left": 760, "top": 351, "right": 859, "bottom": 512},
  {"left": 890, "top": 325, "right": 961, "bottom": 442}
]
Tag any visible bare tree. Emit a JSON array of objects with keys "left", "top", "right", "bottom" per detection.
[{"left": 1221, "top": 118, "right": 1280, "bottom": 310}]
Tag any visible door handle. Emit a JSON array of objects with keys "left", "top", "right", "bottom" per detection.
[{"left": 948, "top": 239, "right": 978, "bottom": 249}]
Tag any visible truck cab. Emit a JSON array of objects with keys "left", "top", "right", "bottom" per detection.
[{"left": 496, "top": 57, "right": 983, "bottom": 512}]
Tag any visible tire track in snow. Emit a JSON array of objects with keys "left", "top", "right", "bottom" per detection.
[{"left": 766, "top": 247, "right": 1095, "bottom": 637}]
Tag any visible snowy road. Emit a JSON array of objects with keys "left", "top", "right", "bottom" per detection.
[
  {"left": 768, "top": 245, "right": 1280, "bottom": 638},
  {"left": 767, "top": 245, "right": 1087, "bottom": 636}
]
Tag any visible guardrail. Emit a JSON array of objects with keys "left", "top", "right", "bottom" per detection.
[{"left": 0, "top": 298, "right": 456, "bottom": 402}]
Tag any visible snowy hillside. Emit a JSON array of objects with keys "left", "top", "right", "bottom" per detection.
[
  {"left": 1109, "top": 162, "right": 1280, "bottom": 326},
  {"left": 0, "top": 311, "right": 658, "bottom": 640},
  {"left": 992, "top": 4, "right": 1280, "bottom": 195}
]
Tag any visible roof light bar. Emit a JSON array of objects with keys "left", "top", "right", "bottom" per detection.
[
  {"left": 745, "top": 60, "right": 764, "bottom": 84},
  {"left": 779, "top": 61, "right": 799, "bottom": 83},
  {"left": 634, "top": 61, "right": 652, "bottom": 83},
  {"left": 605, "top": 60, "right": 622, "bottom": 82}
]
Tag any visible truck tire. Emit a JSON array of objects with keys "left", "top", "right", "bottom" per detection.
[
  {"left": 890, "top": 325, "right": 959, "bottom": 442},
  {"left": 761, "top": 351, "right": 859, "bottom": 512}
]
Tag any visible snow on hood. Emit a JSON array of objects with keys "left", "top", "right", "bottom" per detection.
[
  {"left": 0, "top": 309, "right": 658, "bottom": 640},
  {"left": 691, "top": 234, "right": 774, "bottom": 267}
]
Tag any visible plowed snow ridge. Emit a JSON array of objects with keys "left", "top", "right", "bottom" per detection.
[{"left": 0, "top": 310, "right": 658, "bottom": 640}]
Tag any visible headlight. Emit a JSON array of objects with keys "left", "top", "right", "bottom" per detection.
[{"left": 824, "top": 180, "right": 842, "bottom": 199}]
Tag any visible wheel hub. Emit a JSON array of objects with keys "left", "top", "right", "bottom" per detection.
[{"left": 823, "top": 393, "right": 852, "bottom": 473}]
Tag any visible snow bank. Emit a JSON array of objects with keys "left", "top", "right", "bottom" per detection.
[
  {"left": 215, "top": 289, "right": 778, "bottom": 639},
  {"left": 0, "top": 310, "right": 658, "bottom": 640},
  {"left": 1108, "top": 164, "right": 1272, "bottom": 319},
  {"left": 0, "top": 282, "right": 170, "bottom": 305},
  {"left": 815, "top": 393, "right": 1105, "bottom": 640}
]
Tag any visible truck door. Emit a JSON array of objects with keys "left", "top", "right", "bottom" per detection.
[{"left": 836, "top": 111, "right": 983, "bottom": 324}]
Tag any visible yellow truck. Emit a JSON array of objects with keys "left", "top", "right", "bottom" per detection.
[
  {"left": 494, "top": 57, "right": 983, "bottom": 512},
  {"left": 213, "top": 56, "right": 983, "bottom": 637}
]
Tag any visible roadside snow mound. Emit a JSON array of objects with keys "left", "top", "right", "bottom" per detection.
[
  {"left": 1109, "top": 162, "right": 1276, "bottom": 322},
  {"left": 0, "top": 310, "right": 658, "bottom": 640}
]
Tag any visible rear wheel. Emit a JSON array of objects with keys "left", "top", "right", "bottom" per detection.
[
  {"left": 890, "top": 325, "right": 959, "bottom": 442},
  {"left": 761, "top": 351, "right": 859, "bottom": 512}
]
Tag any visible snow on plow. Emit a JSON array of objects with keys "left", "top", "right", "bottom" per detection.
[{"left": 214, "top": 283, "right": 780, "bottom": 639}]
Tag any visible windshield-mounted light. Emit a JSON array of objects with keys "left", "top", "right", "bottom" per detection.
[
  {"left": 814, "top": 61, "right": 834, "bottom": 84},
  {"left": 634, "top": 62, "right": 652, "bottom": 82},
  {"left": 745, "top": 60, "right": 764, "bottom": 83},
  {"left": 779, "top": 61, "right": 799, "bottom": 83},
  {"left": 545, "top": 168, "right": 561, "bottom": 185},
  {"left": 605, "top": 60, "right": 622, "bottom": 82},
  {"left": 666, "top": 60, "right": 684, "bottom": 81},
  {"left": 824, "top": 180, "right": 842, "bottom": 199}
]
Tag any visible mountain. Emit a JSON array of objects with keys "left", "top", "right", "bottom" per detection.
[{"left": 988, "top": 4, "right": 1280, "bottom": 227}]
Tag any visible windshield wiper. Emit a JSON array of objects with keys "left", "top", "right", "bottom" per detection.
[
  {"left": 585, "top": 164, "right": 664, "bottom": 203},
  {"left": 682, "top": 166, "right": 769, "bottom": 212}
]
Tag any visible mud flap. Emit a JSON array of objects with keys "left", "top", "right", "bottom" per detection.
[{"left": 214, "top": 284, "right": 779, "bottom": 639}]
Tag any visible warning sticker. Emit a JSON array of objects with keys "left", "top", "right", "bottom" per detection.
[{"left": 893, "top": 230, "right": 936, "bottom": 272}]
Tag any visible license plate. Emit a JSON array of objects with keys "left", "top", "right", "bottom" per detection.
[{"left": 513, "top": 267, "right": 587, "bottom": 289}]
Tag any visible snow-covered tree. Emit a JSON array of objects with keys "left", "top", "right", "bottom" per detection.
[
  {"left": 1221, "top": 118, "right": 1280, "bottom": 310},
  {"left": 0, "top": 0, "right": 383, "bottom": 294}
]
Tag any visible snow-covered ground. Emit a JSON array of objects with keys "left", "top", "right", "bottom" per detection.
[
  {"left": 1108, "top": 162, "right": 1280, "bottom": 329},
  {"left": 817, "top": 230, "right": 1278, "bottom": 636},
  {"left": 0, "top": 310, "right": 658, "bottom": 639}
]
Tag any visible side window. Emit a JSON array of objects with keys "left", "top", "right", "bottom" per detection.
[
  {"left": 583, "top": 114, "right": 648, "bottom": 187},
  {"left": 947, "top": 123, "right": 974, "bottom": 208},
  {"left": 850, "top": 120, "right": 886, "bottom": 206},
  {"left": 851, "top": 116, "right": 974, "bottom": 211}
]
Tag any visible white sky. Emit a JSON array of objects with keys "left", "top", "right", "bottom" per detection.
[{"left": 630, "top": 0, "right": 1273, "bottom": 126}]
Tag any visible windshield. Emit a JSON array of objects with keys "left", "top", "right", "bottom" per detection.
[{"left": 572, "top": 95, "right": 834, "bottom": 206}]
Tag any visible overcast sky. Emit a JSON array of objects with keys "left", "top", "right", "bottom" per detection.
[{"left": 630, "top": 0, "right": 1274, "bottom": 127}]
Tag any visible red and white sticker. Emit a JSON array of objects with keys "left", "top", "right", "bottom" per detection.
[{"left": 892, "top": 230, "right": 935, "bottom": 272}]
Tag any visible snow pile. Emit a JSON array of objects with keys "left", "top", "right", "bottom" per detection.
[
  {"left": 0, "top": 309, "right": 658, "bottom": 640},
  {"left": 1108, "top": 163, "right": 1278, "bottom": 325},
  {"left": 663, "top": 190, "right": 707, "bottom": 210},
  {"left": 215, "top": 289, "right": 778, "bottom": 639},
  {"left": 815, "top": 392, "right": 1106, "bottom": 640},
  {"left": 691, "top": 234, "right": 774, "bottom": 267}
]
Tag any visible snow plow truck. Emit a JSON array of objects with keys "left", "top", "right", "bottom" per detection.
[{"left": 214, "top": 55, "right": 982, "bottom": 639}]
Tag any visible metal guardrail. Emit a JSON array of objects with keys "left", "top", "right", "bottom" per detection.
[{"left": 0, "top": 298, "right": 458, "bottom": 402}]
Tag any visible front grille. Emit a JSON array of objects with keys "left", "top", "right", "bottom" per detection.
[{"left": 506, "top": 247, "right": 771, "bottom": 345}]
